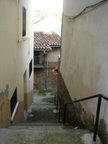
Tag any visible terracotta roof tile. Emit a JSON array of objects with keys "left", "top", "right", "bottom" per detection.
[{"left": 34, "top": 32, "right": 61, "bottom": 51}]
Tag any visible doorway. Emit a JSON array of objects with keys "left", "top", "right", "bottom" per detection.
[{"left": 10, "top": 88, "right": 17, "bottom": 116}]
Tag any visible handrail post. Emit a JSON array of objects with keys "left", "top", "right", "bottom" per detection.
[
  {"left": 63, "top": 104, "right": 67, "bottom": 124},
  {"left": 58, "top": 107, "right": 61, "bottom": 122},
  {"left": 57, "top": 96, "right": 61, "bottom": 122},
  {"left": 93, "top": 96, "right": 102, "bottom": 142},
  {"left": 57, "top": 96, "right": 59, "bottom": 111},
  {"left": 58, "top": 101, "right": 61, "bottom": 122}
]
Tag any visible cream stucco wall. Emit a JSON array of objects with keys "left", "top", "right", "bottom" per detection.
[
  {"left": 0, "top": 0, "right": 33, "bottom": 123},
  {"left": 48, "top": 48, "right": 60, "bottom": 62},
  {"left": 61, "top": 0, "right": 108, "bottom": 130}
]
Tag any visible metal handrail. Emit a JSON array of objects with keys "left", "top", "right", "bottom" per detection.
[
  {"left": 56, "top": 95, "right": 61, "bottom": 122},
  {"left": 58, "top": 94, "right": 108, "bottom": 142},
  {"left": 11, "top": 101, "right": 19, "bottom": 122}
]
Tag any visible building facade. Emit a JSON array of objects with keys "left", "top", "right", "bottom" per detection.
[
  {"left": 34, "top": 32, "right": 61, "bottom": 69},
  {"left": 59, "top": 0, "right": 108, "bottom": 143},
  {"left": 0, "top": 0, "right": 33, "bottom": 127}
]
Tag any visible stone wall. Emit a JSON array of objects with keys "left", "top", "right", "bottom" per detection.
[
  {"left": 34, "top": 68, "right": 58, "bottom": 92},
  {"left": 48, "top": 62, "right": 58, "bottom": 69}
]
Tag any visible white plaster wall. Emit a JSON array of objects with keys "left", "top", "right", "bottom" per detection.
[
  {"left": 48, "top": 49, "right": 60, "bottom": 62},
  {"left": 0, "top": 0, "right": 33, "bottom": 102},
  {"left": 63, "top": 0, "right": 104, "bottom": 16},
  {"left": 61, "top": 0, "right": 108, "bottom": 129},
  {"left": 18, "top": 0, "right": 33, "bottom": 101},
  {"left": 0, "top": 0, "right": 18, "bottom": 97}
]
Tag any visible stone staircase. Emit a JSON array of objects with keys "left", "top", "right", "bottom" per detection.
[
  {"left": 0, "top": 124, "right": 100, "bottom": 144},
  {"left": 0, "top": 90, "right": 102, "bottom": 144}
]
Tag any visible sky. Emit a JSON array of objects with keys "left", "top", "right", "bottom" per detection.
[
  {"left": 32, "top": 0, "right": 63, "bottom": 14},
  {"left": 33, "top": 16, "right": 61, "bottom": 35}
]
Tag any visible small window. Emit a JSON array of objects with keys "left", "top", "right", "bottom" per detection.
[
  {"left": 22, "top": 7, "right": 26, "bottom": 37},
  {"left": 10, "top": 88, "right": 17, "bottom": 115},
  {"left": 34, "top": 51, "right": 39, "bottom": 57},
  {"left": 34, "top": 51, "right": 40, "bottom": 65},
  {"left": 29, "top": 60, "right": 32, "bottom": 78}
]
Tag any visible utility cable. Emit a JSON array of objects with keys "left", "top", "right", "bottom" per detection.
[{"left": 64, "top": 0, "right": 108, "bottom": 20}]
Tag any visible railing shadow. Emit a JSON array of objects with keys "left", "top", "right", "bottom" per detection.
[{"left": 56, "top": 94, "right": 108, "bottom": 142}]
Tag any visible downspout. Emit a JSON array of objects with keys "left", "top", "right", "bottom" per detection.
[{"left": 44, "top": 51, "right": 48, "bottom": 90}]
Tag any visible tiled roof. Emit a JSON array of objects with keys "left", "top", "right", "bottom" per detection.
[{"left": 34, "top": 32, "right": 61, "bottom": 51}]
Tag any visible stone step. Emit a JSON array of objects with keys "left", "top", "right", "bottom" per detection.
[
  {"left": 12, "top": 122, "right": 62, "bottom": 127},
  {"left": 0, "top": 126, "right": 101, "bottom": 144},
  {"left": 9, "top": 125, "right": 63, "bottom": 130}
]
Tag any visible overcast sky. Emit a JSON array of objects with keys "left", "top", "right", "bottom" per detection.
[{"left": 32, "top": 0, "right": 63, "bottom": 14}]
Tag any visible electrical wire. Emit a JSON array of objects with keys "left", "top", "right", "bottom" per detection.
[{"left": 64, "top": 0, "right": 108, "bottom": 20}]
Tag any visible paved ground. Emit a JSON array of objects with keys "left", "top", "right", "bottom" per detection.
[
  {"left": 26, "top": 90, "right": 58, "bottom": 123},
  {"left": 0, "top": 126, "right": 90, "bottom": 144}
]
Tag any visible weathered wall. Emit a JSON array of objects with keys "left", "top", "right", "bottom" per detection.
[
  {"left": 48, "top": 48, "right": 60, "bottom": 63},
  {"left": 0, "top": 0, "right": 33, "bottom": 127},
  {"left": 0, "top": 85, "right": 11, "bottom": 127},
  {"left": 18, "top": 0, "right": 33, "bottom": 102},
  {"left": 39, "top": 52, "right": 44, "bottom": 65},
  {"left": 61, "top": 0, "right": 108, "bottom": 142}
]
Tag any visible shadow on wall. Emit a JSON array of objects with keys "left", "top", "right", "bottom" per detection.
[
  {"left": 66, "top": 104, "right": 108, "bottom": 144},
  {"left": 0, "top": 85, "right": 11, "bottom": 128},
  {"left": 98, "top": 119, "right": 108, "bottom": 144},
  {"left": 57, "top": 72, "right": 108, "bottom": 144}
]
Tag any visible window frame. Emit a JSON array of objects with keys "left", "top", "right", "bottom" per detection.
[{"left": 22, "top": 6, "right": 27, "bottom": 37}]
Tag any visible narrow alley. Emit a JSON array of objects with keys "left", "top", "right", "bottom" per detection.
[{"left": 0, "top": 0, "right": 108, "bottom": 144}]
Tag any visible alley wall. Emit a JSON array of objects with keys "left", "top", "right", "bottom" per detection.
[
  {"left": 0, "top": 0, "right": 33, "bottom": 127},
  {"left": 60, "top": 0, "right": 108, "bottom": 141}
]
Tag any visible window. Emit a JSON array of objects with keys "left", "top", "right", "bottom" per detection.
[
  {"left": 22, "top": 7, "right": 26, "bottom": 37},
  {"left": 29, "top": 59, "right": 32, "bottom": 78},
  {"left": 34, "top": 51, "right": 40, "bottom": 57},
  {"left": 10, "top": 88, "right": 17, "bottom": 115},
  {"left": 34, "top": 51, "right": 40, "bottom": 65}
]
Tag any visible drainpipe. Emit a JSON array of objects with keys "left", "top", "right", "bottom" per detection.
[{"left": 44, "top": 51, "right": 48, "bottom": 90}]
